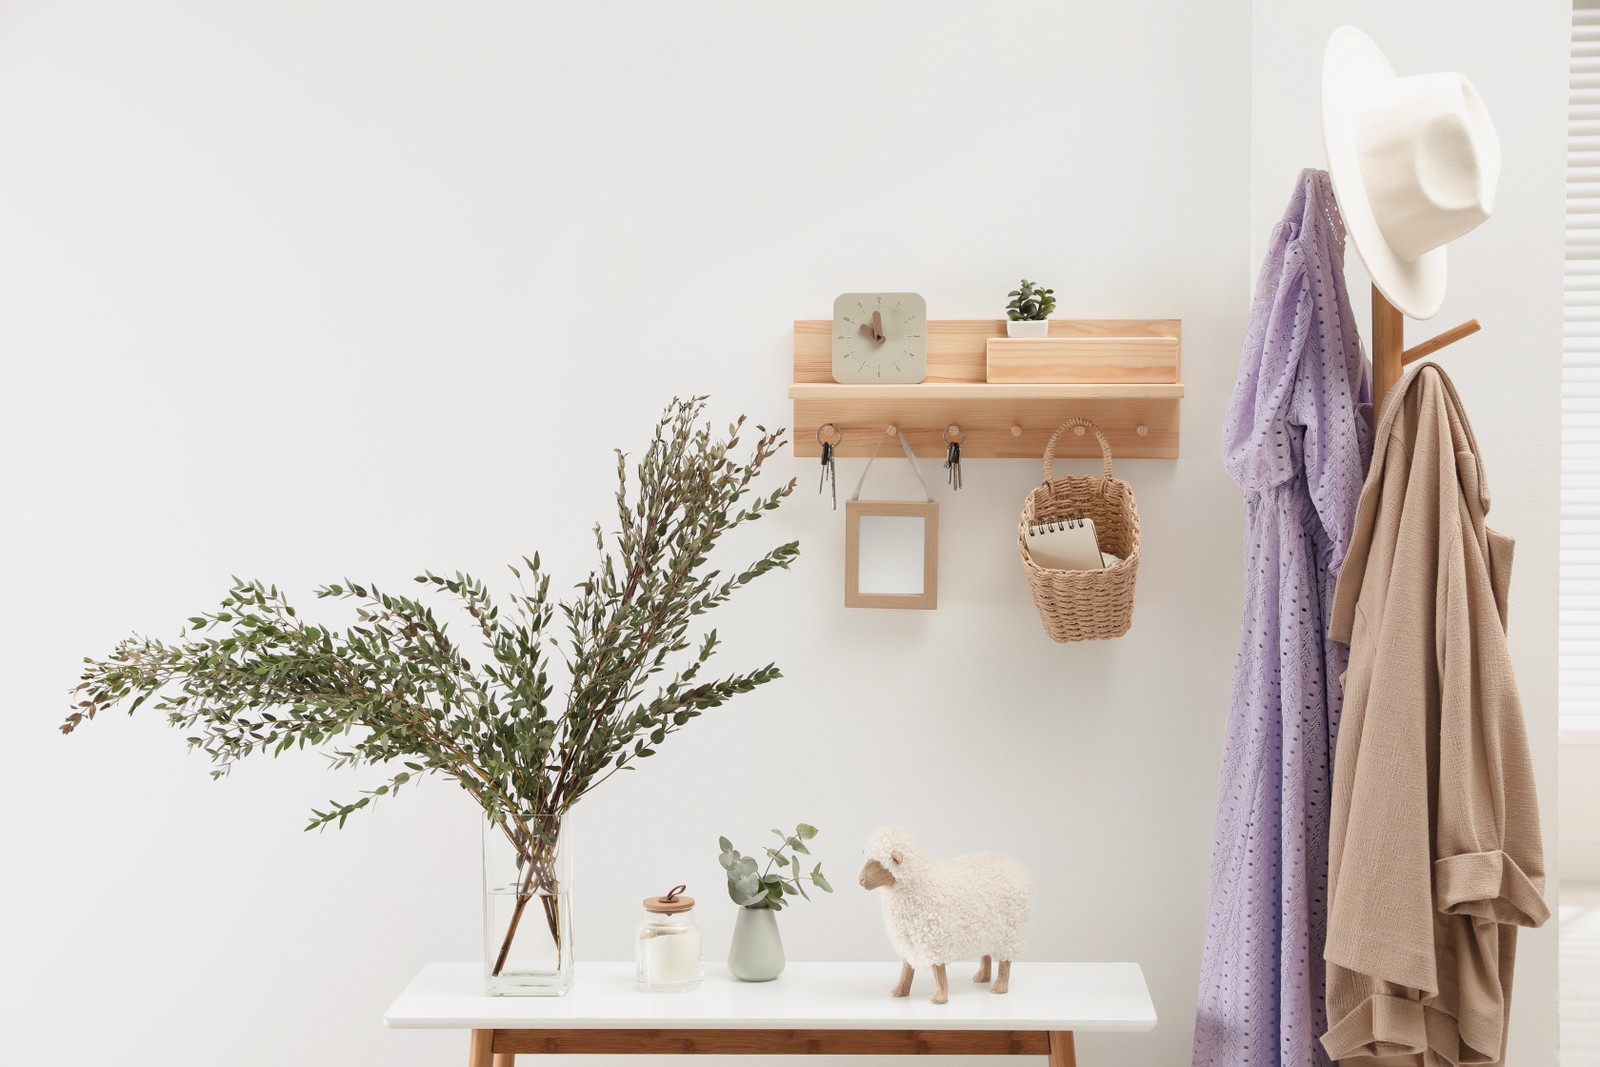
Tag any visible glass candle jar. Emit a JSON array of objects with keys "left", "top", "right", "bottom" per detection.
[{"left": 636, "top": 885, "right": 703, "bottom": 992}]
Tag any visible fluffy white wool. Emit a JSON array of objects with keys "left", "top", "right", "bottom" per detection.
[{"left": 863, "top": 825, "right": 1033, "bottom": 967}]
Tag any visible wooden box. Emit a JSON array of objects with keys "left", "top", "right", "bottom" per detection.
[{"left": 985, "top": 334, "right": 1180, "bottom": 385}]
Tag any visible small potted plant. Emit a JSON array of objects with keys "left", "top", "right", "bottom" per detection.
[
  {"left": 1005, "top": 278, "right": 1056, "bottom": 337},
  {"left": 719, "top": 823, "right": 832, "bottom": 981}
]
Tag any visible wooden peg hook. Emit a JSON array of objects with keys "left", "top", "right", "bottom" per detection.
[
  {"left": 1372, "top": 286, "right": 1483, "bottom": 422},
  {"left": 1402, "top": 319, "right": 1481, "bottom": 365}
]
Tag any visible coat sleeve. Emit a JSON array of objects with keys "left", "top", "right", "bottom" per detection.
[
  {"left": 1432, "top": 507, "right": 1549, "bottom": 930},
  {"left": 1223, "top": 250, "right": 1309, "bottom": 494}
]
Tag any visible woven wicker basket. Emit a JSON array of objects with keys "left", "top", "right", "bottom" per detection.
[{"left": 1018, "top": 418, "right": 1141, "bottom": 642}]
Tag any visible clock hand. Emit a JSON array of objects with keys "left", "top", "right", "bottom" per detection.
[{"left": 857, "top": 313, "right": 885, "bottom": 345}]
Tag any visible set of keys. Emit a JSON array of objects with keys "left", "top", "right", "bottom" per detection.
[
  {"left": 943, "top": 426, "right": 965, "bottom": 491},
  {"left": 816, "top": 424, "right": 967, "bottom": 506},
  {"left": 817, "top": 425, "right": 841, "bottom": 510}
]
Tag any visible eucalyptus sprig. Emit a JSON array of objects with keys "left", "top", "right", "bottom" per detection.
[
  {"left": 62, "top": 396, "right": 799, "bottom": 973},
  {"left": 719, "top": 823, "right": 832, "bottom": 911}
]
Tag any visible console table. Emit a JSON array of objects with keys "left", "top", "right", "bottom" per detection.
[{"left": 385, "top": 962, "right": 1157, "bottom": 1066}]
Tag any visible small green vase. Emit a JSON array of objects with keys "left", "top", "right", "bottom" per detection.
[{"left": 728, "top": 904, "right": 785, "bottom": 981}]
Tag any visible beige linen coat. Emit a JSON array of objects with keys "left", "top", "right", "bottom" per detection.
[{"left": 1321, "top": 365, "right": 1548, "bottom": 1067}]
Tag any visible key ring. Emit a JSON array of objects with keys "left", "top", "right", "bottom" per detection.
[
  {"left": 942, "top": 424, "right": 965, "bottom": 492},
  {"left": 817, "top": 424, "right": 843, "bottom": 511}
]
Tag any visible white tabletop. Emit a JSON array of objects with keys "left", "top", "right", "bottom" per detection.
[{"left": 385, "top": 962, "right": 1157, "bottom": 1032}]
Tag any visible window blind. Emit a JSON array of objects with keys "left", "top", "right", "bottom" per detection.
[{"left": 1564, "top": 0, "right": 1600, "bottom": 733}]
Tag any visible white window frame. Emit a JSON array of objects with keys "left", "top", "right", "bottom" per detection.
[{"left": 1563, "top": 0, "right": 1600, "bottom": 735}]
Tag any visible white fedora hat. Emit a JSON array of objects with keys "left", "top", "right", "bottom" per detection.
[{"left": 1321, "top": 26, "right": 1501, "bottom": 319}]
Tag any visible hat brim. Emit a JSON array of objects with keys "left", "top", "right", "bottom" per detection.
[{"left": 1322, "top": 25, "right": 1447, "bottom": 320}]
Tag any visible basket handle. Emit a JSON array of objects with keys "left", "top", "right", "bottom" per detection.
[{"left": 1042, "top": 418, "right": 1115, "bottom": 492}]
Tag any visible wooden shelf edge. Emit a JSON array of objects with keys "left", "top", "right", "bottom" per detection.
[
  {"left": 984, "top": 335, "right": 1179, "bottom": 346},
  {"left": 793, "top": 440, "right": 1180, "bottom": 460},
  {"left": 791, "top": 394, "right": 1181, "bottom": 460},
  {"left": 788, "top": 382, "right": 1186, "bottom": 401},
  {"left": 492, "top": 1028, "right": 1054, "bottom": 1056}
]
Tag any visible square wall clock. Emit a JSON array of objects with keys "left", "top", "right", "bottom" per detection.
[{"left": 831, "top": 292, "right": 927, "bottom": 384}]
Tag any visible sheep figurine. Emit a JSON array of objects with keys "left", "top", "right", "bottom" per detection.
[{"left": 858, "top": 825, "right": 1032, "bottom": 1004}]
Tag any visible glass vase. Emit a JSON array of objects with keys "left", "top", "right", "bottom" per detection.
[{"left": 483, "top": 813, "right": 573, "bottom": 996}]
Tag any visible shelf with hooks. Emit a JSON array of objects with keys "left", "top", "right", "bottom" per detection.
[{"left": 789, "top": 318, "right": 1183, "bottom": 459}]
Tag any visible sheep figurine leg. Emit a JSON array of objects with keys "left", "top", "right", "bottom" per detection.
[{"left": 860, "top": 826, "right": 1033, "bottom": 1005}]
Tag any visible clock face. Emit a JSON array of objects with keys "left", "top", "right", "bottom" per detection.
[{"left": 831, "top": 292, "right": 927, "bottom": 384}]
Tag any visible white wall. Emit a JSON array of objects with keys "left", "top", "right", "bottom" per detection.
[
  {"left": 0, "top": 3, "right": 1562, "bottom": 1067},
  {"left": 1251, "top": 3, "right": 1569, "bottom": 1064}
]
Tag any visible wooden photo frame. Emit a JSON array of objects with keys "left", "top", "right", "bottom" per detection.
[{"left": 844, "top": 500, "right": 939, "bottom": 610}]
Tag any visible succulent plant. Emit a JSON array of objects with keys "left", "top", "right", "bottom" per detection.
[{"left": 1006, "top": 278, "right": 1057, "bottom": 321}]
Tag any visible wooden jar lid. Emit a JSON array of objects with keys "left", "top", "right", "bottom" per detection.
[{"left": 643, "top": 884, "right": 695, "bottom": 914}]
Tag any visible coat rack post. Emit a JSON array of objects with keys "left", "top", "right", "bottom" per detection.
[{"left": 1371, "top": 285, "right": 1405, "bottom": 423}]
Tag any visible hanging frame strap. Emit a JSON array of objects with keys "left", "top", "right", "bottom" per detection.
[{"left": 850, "top": 432, "right": 933, "bottom": 503}]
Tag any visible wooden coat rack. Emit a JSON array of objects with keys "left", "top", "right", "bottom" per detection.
[{"left": 1369, "top": 287, "right": 1480, "bottom": 421}]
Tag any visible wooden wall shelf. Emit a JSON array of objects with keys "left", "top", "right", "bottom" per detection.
[{"left": 790, "top": 319, "right": 1183, "bottom": 459}]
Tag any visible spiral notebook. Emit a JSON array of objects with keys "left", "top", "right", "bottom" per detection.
[{"left": 1024, "top": 514, "right": 1104, "bottom": 571}]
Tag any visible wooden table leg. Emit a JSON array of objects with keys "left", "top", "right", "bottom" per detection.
[
  {"left": 468, "top": 1029, "right": 495, "bottom": 1067},
  {"left": 493, "top": 1055, "right": 516, "bottom": 1066},
  {"left": 1048, "top": 1031, "right": 1077, "bottom": 1067}
]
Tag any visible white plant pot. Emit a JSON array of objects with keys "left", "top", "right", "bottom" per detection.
[{"left": 1006, "top": 319, "right": 1050, "bottom": 338}]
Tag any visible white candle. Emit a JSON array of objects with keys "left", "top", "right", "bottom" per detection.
[
  {"left": 646, "top": 926, "right": 705, "bottom": 985},
  {"left": 636, "top": 886, "right": 704, "bottom": 992}
]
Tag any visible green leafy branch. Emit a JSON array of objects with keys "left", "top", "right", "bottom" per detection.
[
  {"left": 719, "top": 823, "right": 832, "bottom": 911},
  {"left": 61, "top": 397, "right": 800, "bottom": 973}
]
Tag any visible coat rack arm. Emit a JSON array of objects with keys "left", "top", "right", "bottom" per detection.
[
  {"left": 1371, "top": 286, "right": 1483, "bottom": 423},
  {"left": 1401, "top": 318, "right": 1481, "bottom": 365}
]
